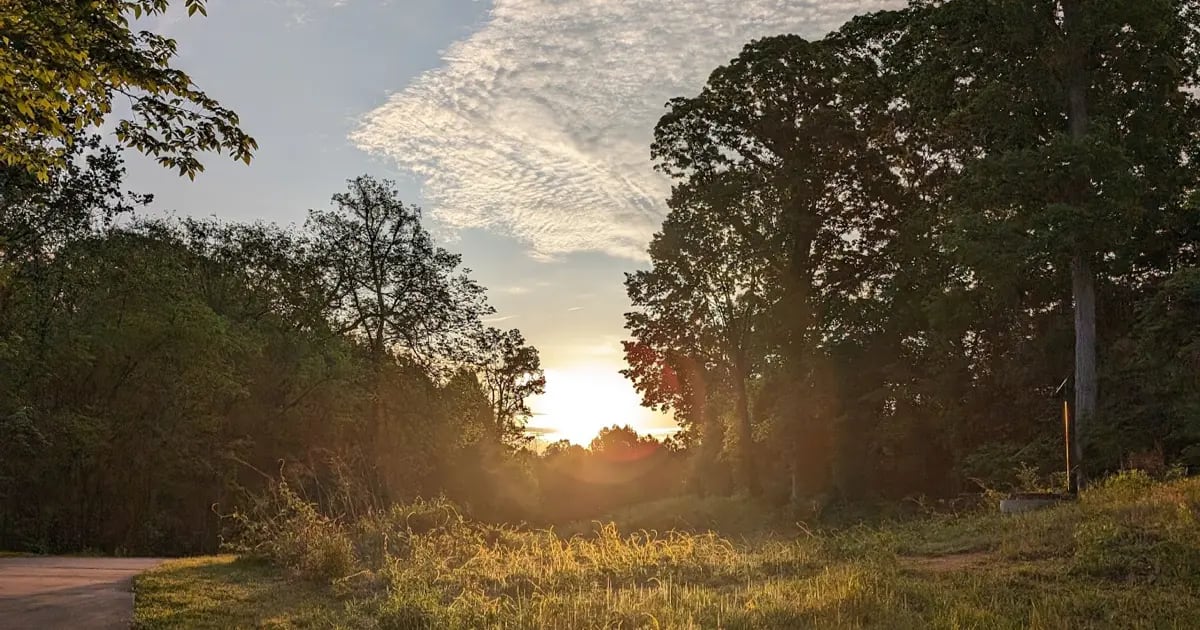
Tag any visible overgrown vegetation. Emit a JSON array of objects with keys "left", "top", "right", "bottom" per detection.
[{"left": 135, "top": 473, "right": 1200, "bottom": 628}]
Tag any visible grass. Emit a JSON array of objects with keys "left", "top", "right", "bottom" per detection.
[
  {"left": 133, "top": 556, "right": 351, "bottom": 628},
  {"left": 135, "top": 473, "right": 1200, "bottom": 628}
]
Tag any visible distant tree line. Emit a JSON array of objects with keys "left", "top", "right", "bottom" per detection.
[
  {"left": 625, "top": 0, "right": 1200, "bottom": 503},
  {"left": 535, "top": 426, "right": 687, "bottom": 523}
]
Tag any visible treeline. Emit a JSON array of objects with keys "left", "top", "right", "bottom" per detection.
[
  {"left": 0, "top": 139, "right": 560, "bottom": 554},
  {"left": 0, "top": 136, "right": 690, "bottom": 554},
  {"left": 536, "top": 426, "right": 687, "bottom": 523},
  {"left": 625, "top": 0, "right": 1200, "bottom": 503}
]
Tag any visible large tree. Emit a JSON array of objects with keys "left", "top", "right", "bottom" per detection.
[
  {"left": 308, "top": 176, "right": 491, "bottom": 367},
  {"left": 648, "top": 34, "right": 903, "bottom": 499},
  {"left": 625, "top": 187, "right": 773, "bottom": 496},
  {"left": 881, "top": 0, "right": 1200, "bottom": 485}
]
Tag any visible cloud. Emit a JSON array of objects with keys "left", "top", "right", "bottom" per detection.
[
  {"left": 567, "top": 306, "right": 583, "bottom": 312},
  {"left": 497, "top": 285, "right": 533, "bottom": 295},
  {"left": 352, "top": 0, "right": 901, "bottom": 260},
  {"left": 272, "top": 0, "right": 359, "bottom": 26},
  {"left": 483, "top": 314, "right": 518, "bottom": 324}
]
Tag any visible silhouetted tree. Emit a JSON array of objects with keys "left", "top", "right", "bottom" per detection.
[{"left": 473, "top": 327, "right": 546, "bottom": 446}]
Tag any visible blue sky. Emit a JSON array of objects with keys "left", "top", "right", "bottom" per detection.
[{"left": 125, "top": 0, "right": 897, "bottom": 442}]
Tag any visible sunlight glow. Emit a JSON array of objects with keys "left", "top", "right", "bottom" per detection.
[{"left": 527, "top": 365, "right": 673, "bottom": 446}]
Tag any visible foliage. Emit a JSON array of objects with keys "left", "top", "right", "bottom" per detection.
[
  {"left": 628, "top": 0, "right": 1200, "bottom": 503},
  {"left": 473, "top": 327, "right": 546, "bottom": 446},
  {"left": 533, "top": 426, "right": 688, "bottom": 525},
  {"left": 0, "top": 160, "right": 543, "bottom": 554},
  {"left": 225, "top": 481, "right": 357, "bottom": 582},
  {"left": 0, "top": 1, "right": 255, "bottom": 180}
]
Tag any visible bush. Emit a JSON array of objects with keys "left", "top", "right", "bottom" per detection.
[
  {"left": 224, "top": 481, "right": 357, "bottom": 582},
  {"left": 351, "top": 497, "right": 466, "bottom": 566},
  {"left": 1088, "top": 469, "right": 1155, "bottom": 502}
]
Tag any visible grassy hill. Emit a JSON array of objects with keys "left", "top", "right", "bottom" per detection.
[{"left": 134, "top": 472, "right": 1200, "bottom": 629}]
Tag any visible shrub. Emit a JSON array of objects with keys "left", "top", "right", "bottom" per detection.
[
  {"left": 223, "top": 481, "right": 357, "bottom": 582},
  {"left": 1088, "top": 469, "right": 1155, "bottom": 502},
  {"left": 351, "top": 497, "right": 466, "bottom": 566}
]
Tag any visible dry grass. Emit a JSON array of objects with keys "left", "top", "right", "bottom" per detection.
[{"left": 136, "top": 473, "right": 1200, "bottom": 628}]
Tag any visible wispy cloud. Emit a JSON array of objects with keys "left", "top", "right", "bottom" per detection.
[
  {"left": 352, "top": 0, "right": 900, "bottom": 260},
  {"left": 567, "top": 306, "right": 583, "bottom": 312},
  {"left": 274, "top": 0, "right": 359, "bottom": 26},
  {"left": 483, "top": 314, "right": 518, "bottom": 324},
  {"left": 497, "top": 285, "right": 532, "bottom": 295}
]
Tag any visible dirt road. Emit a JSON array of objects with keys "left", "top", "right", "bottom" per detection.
[{"left": 0, "top": 557, "right": 164, "bottom": 629}]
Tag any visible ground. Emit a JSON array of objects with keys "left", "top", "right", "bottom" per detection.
[
  {"left": 132, "top": 473, "right": 1200, "bottom": 628},
  {"left": 0, "top": 557, "right": 163, "bottom": 629},
  {"left": 132, "top": 556, "right": 346, "bottom": 629}
]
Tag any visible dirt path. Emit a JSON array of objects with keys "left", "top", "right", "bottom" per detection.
[{"left": 0, "top": 557, "right": 164, "bottom": 629}]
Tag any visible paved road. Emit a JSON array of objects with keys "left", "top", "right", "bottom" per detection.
[{"left": 0, "top": 557, "right": 164, "bottom": 629}]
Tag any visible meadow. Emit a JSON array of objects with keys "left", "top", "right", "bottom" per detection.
[{"left": 133, "top": 472, "right": 1200, "bottom": 629}]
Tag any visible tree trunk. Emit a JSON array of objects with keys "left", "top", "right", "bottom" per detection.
[
  {"left": 1063, "top": 0, "right": 1095, "bottom": 490},
  {"left": 1071, "top": 255, "right": 1096, "bottom": 488},
  {"left": 732, "top": 354, "right": 761, "bottom": 496}
]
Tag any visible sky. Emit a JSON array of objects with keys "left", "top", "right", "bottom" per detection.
[{"left": 125, "top": 0, "right": 899, "bottom": 444}]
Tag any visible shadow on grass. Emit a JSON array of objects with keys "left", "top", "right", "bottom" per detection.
[{"left": 133, "top": 555, "right": 347, "bottom": 629}]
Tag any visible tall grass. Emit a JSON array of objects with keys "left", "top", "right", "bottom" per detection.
[{"left": 212, "top": 473, "right": 1200, "bottom": 628}]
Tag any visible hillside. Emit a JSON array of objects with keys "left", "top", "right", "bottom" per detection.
[{"left": 134, "top": 472, "right": 1200, "bottom": 629}]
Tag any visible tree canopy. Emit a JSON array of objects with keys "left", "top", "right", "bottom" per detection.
[{"left": 627, "top": 0, "right": 1200, "bottom": 501}]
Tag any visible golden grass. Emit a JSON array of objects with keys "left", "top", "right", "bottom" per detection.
[{"left": 137, "top": 474, "right": 1200, "bottom": 628}]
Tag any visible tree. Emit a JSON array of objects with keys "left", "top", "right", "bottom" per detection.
[
  {"left": 625, "top": 188, "right": 773, "bottom": 496},
  {"left": 473, "top": 327, "right": 545, "bottom": 446},
  {"left": 649, "top": 34, "right": 902, "bottom": 500},
  {"left": 883, "top": 0, "right": 1200, "bottom": 485},
  {"left": 308, "top": 176, "right": 492, "bottom": 367},
  {"left": 0, "top": 0, "right": 255, "bottom": 180},
  {"left": 1, "top": 132, "right": 150, "bottom": 313},
  {"left": 307, "top": 176, "right": 495, "bottom": 503},
  {"left": 589, "top": 425, "right": 661, "bottom": 460}
]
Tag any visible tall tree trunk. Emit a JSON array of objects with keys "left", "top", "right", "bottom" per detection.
[
  {"left": 786, "top": 242, "right": 815, "bottom": 505},
  {"left": 1070, "top": 255, "right": 1096, "bottom": 488},
  {"left": 1063, "top": 0, "right": 1095, "bottom": 490},
  {"left": 732, "top": 354, "right": 760, "bottom": 496}
]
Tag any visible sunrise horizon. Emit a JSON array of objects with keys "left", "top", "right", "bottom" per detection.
[{"left": 108, "top": 0, "right": 905, "bottom": 446}]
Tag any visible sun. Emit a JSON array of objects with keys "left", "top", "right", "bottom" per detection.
[{"left": 528, "top": 365, "right": 667, "bottom": 446}]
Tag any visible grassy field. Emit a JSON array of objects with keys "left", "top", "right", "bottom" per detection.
[{"left": 134, "top": 473, "right": 1200, "bottom": 629}]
